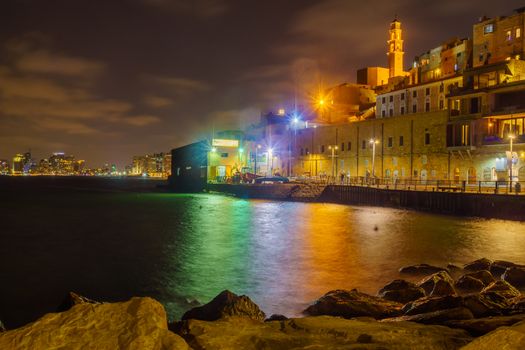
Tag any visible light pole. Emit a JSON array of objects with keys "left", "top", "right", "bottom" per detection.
[
  {"left": 509, "top": 134, "right": 515, "bottom": 192},
  {"left": 254, "top": 144, "right": 261, "bottom": 175},
  {"left": 268, "top": 148, "right": 273, "bottom": 177},
  {"left": 328, "top": 145, "right": 338, "bottom": 180},
  {"left": 370, "top": 138, "right": 379, "bottom": 178}
]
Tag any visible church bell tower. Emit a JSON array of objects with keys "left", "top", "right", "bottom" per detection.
[{"left": 387, "top": 18, "right": 404, "bottom": 78}]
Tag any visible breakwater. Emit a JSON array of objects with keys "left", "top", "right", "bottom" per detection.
[{"left": 321, "top": 185, "right": 525, "bottom": 221}]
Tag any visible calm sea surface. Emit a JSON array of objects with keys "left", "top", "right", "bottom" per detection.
[{"left": 1, "top": 176, "right": 525, "bottom": 328}]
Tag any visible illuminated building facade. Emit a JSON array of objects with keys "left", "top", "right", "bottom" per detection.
[{"left": 290, "top": 8, "right": 525, "bottom": 183}]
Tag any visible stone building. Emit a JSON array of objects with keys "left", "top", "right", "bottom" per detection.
[
  {"left": 474, "top": 8, "right": 525, "bottom": 68},
  {"left": 290, "top": 9, "right": 525, "bottom": 183}
]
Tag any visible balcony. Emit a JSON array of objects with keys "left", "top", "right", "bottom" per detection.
[{"left": 482, "top": 134, "right": 525, "bottom": 145}]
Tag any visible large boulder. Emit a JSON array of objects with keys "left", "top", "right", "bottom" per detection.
[
  {"left": 455, "top": 275, "right": 485, "bottom": 294},
  {"left": 0, "top": 297, "right": 189, "bottom": 350},
  {"left": 446, "top": 314, "right": 525, "bottom": 336},
  {"left": 463, "top": 294, "right": 505, "bottom": 318},
  {"left": 403, "top": 295, "right": 463, "bottom": 315},
  {"left": 481, "top": 280, "right": 521, "bottom": 301},
  {"left": 57, "top": 291, "right": 101, "bottom": 312},
  {"left": 383, "top": 307, "right": 474, "bottom": 325},
  {"left": 459, "top": 320, "right": 525, "bottom": 349},
  {"left": 377, "top": 279, "right": 425, "bottom": 304},
  {"left": 465, "top": 270, "right": 495, "bottom": 286},
  {"left": 511, "top": 296, "right": 525, "bottom": 313},
  {"left": 304, "top": 289, "right": 403, "bottom": 319},
  {"left": 418, "top": 271, "right": 457, "bottom": 297},
  {"left": 399, "top": 264, "right": 447, "bottom": 275},
  {"left": 464, "top": 258, "right": 492, "bottom": 272},
  {"left": 182, "top": 290, "right": 265, "bottom": 322},
  {"left": 489, "top": 260, "right": 523, "bottom": 278},
  {"left": 177, "top": 315, "right": 472, "bottom": 350},
  {"left": 502, "top": 266, "right": 525, "bottom": 287}
]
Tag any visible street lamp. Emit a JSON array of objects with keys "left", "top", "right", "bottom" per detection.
[
  {"left": 509, "top": 134, "right": 515, "bottom": 192},
  {"left": 254, "top": 144, "right": 261, "bottom": 175},
  {"left": 268, "top": 148, "right": 273, "bottom": 176},
  {"left": 328, "top": 145, "right": 338, "bottom": 179},
  {"left": 370, "top": 138, "right": 380, "bottom": 178}
]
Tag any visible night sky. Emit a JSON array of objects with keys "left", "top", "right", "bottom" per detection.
[{"left": 1, "top": 0, "right": 523, "bottom": 167}]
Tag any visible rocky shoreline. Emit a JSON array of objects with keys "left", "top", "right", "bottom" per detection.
[{"left": 2, "top": 258, "right": 525, "bottom": 349}]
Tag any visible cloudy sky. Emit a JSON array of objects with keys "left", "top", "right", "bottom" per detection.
[{"left": 1, "top": 0, "right": 523, "bottom": 167}]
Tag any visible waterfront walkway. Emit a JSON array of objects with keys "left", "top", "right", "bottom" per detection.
[{"left": 297, "top": 176, "right": 525, "bottom": 196}]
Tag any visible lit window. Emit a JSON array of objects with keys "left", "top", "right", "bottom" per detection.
[
  {"left": 517, "top": 28, "right": 522, "bottom": 38},
  {"left": 506, "top": 30, "right": 512, "bottom": 41},
  {"left": 484, "top": 24, "right": 494, "bottom": 34}
]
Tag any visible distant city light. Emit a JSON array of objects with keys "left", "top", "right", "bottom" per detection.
[{"left": 277, "top": 108, "right": 285, "bottom": 116}]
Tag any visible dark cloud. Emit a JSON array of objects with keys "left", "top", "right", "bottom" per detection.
[{"left": 140, "top": 0, "right": 230, "bottom": 18}]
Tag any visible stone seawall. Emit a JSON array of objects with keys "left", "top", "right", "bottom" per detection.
[{"left": 321, "top": 185, "right": 525, "bottom": 221}]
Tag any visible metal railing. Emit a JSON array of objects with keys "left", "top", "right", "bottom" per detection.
[
  {"left": 299, "top": 176, "right": 525, "bottom": 195},
  {"left": 208, "top": 174, "right": 525, "bottom": 195}
]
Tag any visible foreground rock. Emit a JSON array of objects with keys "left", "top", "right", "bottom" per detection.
[
  {"left": 383, "top": 307, "right": 474, "bottom": 325},
  {"left": 403, "top": 295, "right": 463, "bottom": 315},
  {"left": 481, "top": 280, "right": 521, "bottom": 300},
  {"left": 177, "top": 315, "right": 472, "bottom": 350},
  {"left": 0, "top": 297, "right": 189, "bottom": 350},
  {"left": 399, "top": 263, "right": 447, "bottom": 275},
  {"left": 446, "top": 314, "right": 525, "bottom": 336},
  {"left": 304, "top": 289, "right": 403, "bottom": 319},
  {"left": 464, "top": 258, "right": 492, "bottom": 272},
  {"left": 418, "top": 271, "right": 457, "bottom": 297},
  {"left": 459, "top": 320, "right": 525, "bottom": 349},
  {"left": 502, "top": 266, "right": 525, "bottom": 287},
  {"left": 489, "top": 260, "right": 524, "bottom": 278},
  {"left": 455, "top": 275, "right": 485, "bottom": 293},
  {"left": 57, "top": 291, "right": 102, "bottom": 311},
  {"left": 377, "top": 279, "right": 425, "bottom": 304},
  {"left": 182, "top": 290, "right": 265, "bottom": 321}
]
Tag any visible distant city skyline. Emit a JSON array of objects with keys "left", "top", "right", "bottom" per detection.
[{"left": 1, "top": 0, "right": 524, "bottom": 166}]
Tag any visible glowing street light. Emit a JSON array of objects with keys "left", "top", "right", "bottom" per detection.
[
  {"left": 268, "top": 148, "right": 274, "bottom": 176},
  {"left": 328, "top": 145, "right": 338, "bottom": 179},
  {"left": 509, "top": 134, "right": 515, "bottom": 192},
  {"left": 370, "top": 138, "right": 380, "bottom": 178},
  {"left": 211, "top": 147, "right": 217, "bottom": 153}
]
